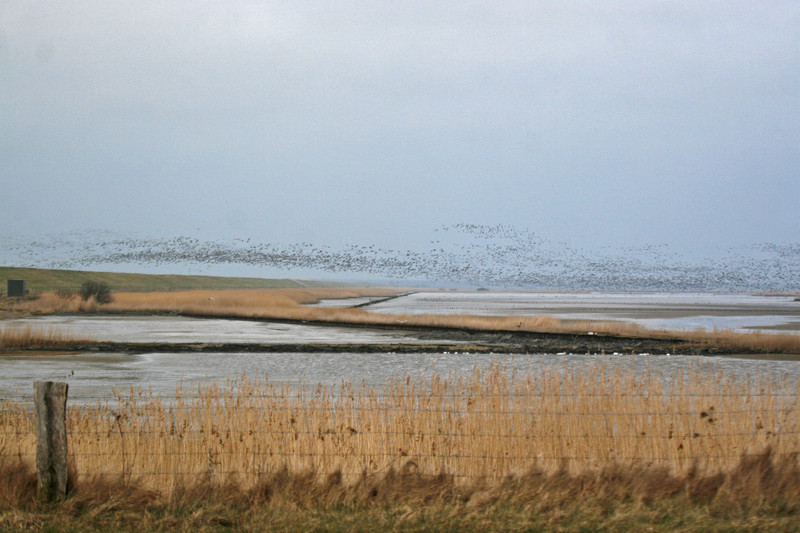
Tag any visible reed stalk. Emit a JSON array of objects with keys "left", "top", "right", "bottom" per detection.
[{"left": 2, "top": 363, "right": 796, "bottom": 495}]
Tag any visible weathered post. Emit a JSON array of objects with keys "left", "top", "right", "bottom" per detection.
[{"left": 34, "top": 381, "right": 69, "bottom": 502}]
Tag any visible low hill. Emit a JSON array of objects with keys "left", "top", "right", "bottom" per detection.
[{"left": 0, "top": 266, "right": 352, "bottom": 293}]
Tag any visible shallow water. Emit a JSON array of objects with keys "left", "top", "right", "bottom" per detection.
[
  {"left": 2, "top": 349, "right": 799, "bottom": 404},
  {"left": 365, "top": 291, "right": 800, "bottom": 333},
  {"left": 0, "top": 315, "right": 419, "bottom": 344},
  {"left": 3, "top": 292, "right": 800, "bottom": 403}
]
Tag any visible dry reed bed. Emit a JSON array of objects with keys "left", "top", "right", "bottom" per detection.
[
  {"left": 0, "top": 325, "right": 90, "bottom": 350},
  {"left": 14, "top": 288, "right": 398, "bottom": 316},
  {"left": 2, "top": 363, "right": 798, "bottom": 495}
]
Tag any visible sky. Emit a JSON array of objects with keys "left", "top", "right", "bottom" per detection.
[{"left": 1, "top": 2, "right": 799, "bottom": 284}]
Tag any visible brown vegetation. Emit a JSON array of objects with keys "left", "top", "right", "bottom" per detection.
[
  {"left": 1, "top": 364, "right": 799, "bottom": 530},
  {"left": 2, "top": 364, "right": 798, "bottom": 489},
  {"left": 1, "top": 451, "right": 799, "bottom": 531},
  {"left": 11, "top": 288, "right": 397, "bottom": 316},
  {"left": 0, "top": 325, "right": 90, "bottom": 351}
]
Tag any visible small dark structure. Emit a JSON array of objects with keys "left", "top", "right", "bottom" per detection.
[{"left": 7, "top": 279, "right": 26, "bottom": 297}]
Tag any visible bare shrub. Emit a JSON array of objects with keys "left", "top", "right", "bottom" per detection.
[{"left": 79, "top": 281, "right": 113, "bottom": 304}]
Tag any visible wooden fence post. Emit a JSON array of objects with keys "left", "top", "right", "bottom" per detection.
[{"left": 34, "top": 381, "right": 69, "bottom": 502}]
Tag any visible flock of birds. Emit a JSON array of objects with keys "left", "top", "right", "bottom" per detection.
[{"left": 3, "top": 224, "right": 799, "bottom": 292}]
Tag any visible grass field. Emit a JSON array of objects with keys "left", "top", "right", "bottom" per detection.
[{"left": 0, "top": 266, "right": 354, "bottom": 293}]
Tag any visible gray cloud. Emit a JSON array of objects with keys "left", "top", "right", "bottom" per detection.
[{"left": 1, "top": 2, "right": 798, "bottom": 270}]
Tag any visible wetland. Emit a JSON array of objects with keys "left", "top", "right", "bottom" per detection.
[{"left": 3, "top": 290, "right": 800, "bottom": 402}]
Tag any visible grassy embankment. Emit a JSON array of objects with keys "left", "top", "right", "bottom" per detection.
[
  {"left": 2, "top": 364, "right": 799, "bottom": 531},
  {"left": 0, "top": 266, "right": 356, "bottom": 293}
]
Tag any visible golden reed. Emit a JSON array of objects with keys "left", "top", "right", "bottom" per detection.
[{"left": 2, "top": 362, "right": 797, "bottom": 495}]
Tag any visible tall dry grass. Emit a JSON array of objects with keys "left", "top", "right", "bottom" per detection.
[
  {"left": 104, "top": 288, "right": 398, "bottom": 312},
  {"left": 10, "top": 291, "right": 101, "bottom": 314},
  {"left": 0, "top": 325, "right": 89, "bottom": 350},
  {"left": 2, "top": 363, "right": 797, "bottom": 496},
  {"left": 2, "top": 449, "right": 798, "bottom": 530}
]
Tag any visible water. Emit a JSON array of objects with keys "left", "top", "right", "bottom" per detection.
[
  {"left": 365, "top": 291, "right": 800, "bottom": 334},
  {"left": 2, "top": 291, "right": 800, "bottom": 402},
  {"left": 0, "top": 315, "right": 422, "bottom": 344},
  {"left": 2, "top": 350, "right": 799, "bottom": 404}
]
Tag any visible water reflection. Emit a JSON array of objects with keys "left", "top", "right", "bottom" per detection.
[
  {"left": 1, "top": 315, "right": 418, "bottom": 344},
  {"left": 2, "top": 350, "right": 798, "bottom": 404},
  {"left": 365, "top": 292, "right": 800, "bottom": 333},
  {"left": 3, "top": 300, "right": 800, "bottom": 404}
]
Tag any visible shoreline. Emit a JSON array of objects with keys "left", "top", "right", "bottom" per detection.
[
  {"left": 4, "top": 286, "right": 800, "bottom": 356},
  {"left": 4, "top": 311, "right": 799, "bottom": 358}
]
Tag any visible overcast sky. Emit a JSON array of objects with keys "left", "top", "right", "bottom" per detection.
[{"left": 2, "top": 2, "right": 798, "bottom": 259}]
